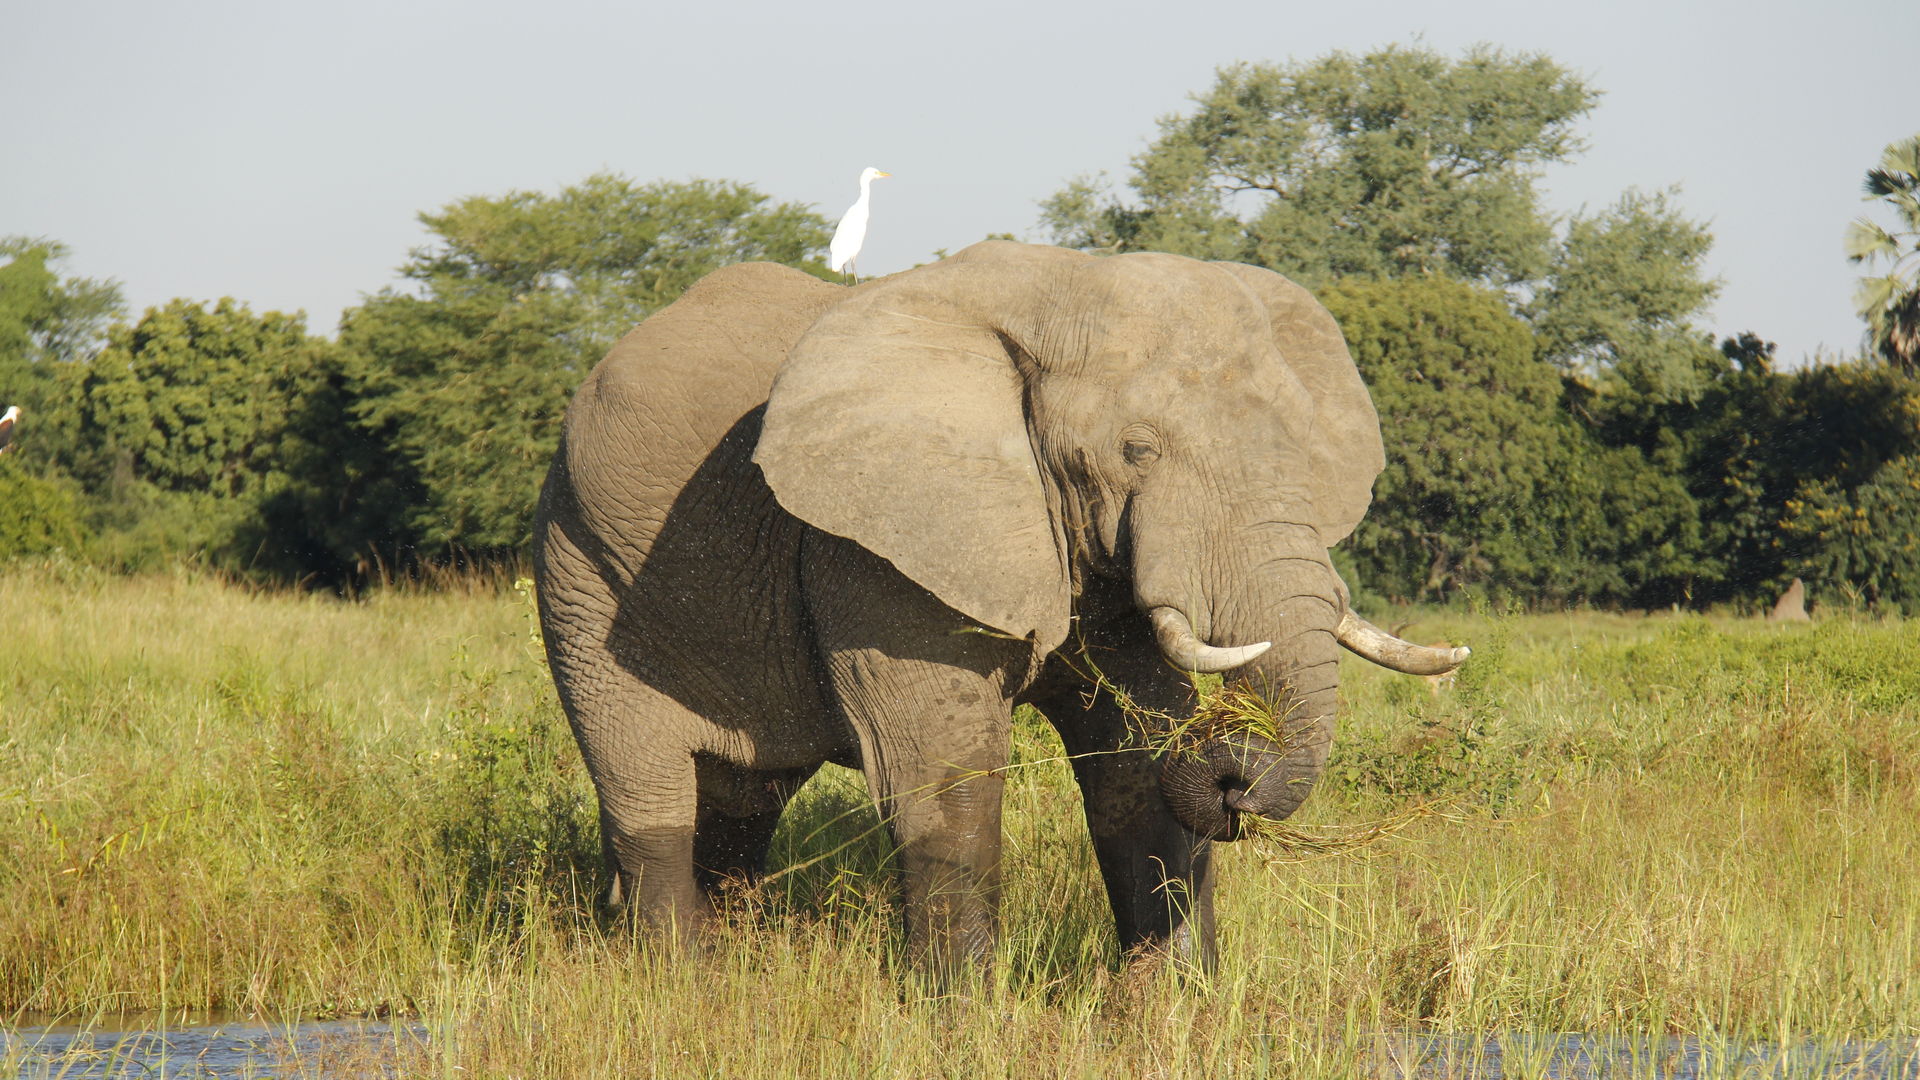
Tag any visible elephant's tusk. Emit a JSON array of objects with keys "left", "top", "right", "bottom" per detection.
[
  {"left": 1335, "top": 610, "right": 1470, "bottom": 676},
  {"left": 1148, "top": 607, "right": 1271, "bottom": 673}
]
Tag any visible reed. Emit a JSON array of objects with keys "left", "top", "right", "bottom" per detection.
[{"left": 2, "top": 562, "right": 1915, "bottom": 1077}]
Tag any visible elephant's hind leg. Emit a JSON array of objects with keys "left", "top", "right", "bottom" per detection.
[
  {"left": 562, "top": 677, "right": 714, "bottom": 938},
  {"left": 692, "top": 759, "right": 819, "bottom": 896},
  {"left": 537, "top": 525, "right": 711, "bottom": 939}
]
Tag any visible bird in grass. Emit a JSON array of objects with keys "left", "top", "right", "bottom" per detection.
[
  {"left": 0, "top": 405, "right": 17, "bottom": 454},
  {"left": 829, "top": 167, "right": 890, "bottom": 282}
]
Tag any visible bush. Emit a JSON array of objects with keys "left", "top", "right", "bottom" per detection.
[
  {"left": 0, "top": 457, "right": 87, "bottom": 556},
  {"left": 1323, "top": 276, "right": 1698, "bottom": 606},
  {"left": 1782, "top": 455, "right": 1920, "bottom": 613}
]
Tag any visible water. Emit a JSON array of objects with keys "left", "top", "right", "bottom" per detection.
[
  {"left": 1361, "top": 1031, "right": 1920, "bottom": 1079},
  {"left": 6, "top": 1017, "right": 1918, "bottom": 1077},
  {"left": 1, "top": 1015, "right": 420, "bottom": 1079}
]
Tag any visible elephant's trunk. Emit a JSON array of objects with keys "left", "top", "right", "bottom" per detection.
[
  {"left": 1158, "top": 733, "right": 1302, "bottom": 840},
  {"left": 1152, "top": 567, "right": 1341, "bottom": 841}
]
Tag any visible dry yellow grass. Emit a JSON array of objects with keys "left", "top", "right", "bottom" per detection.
[{"left": 3, "top": 562, "right": 1916, "bottom": 1076}]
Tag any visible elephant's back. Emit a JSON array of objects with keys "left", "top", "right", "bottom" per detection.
[
  {"left": 560, "top": 263, "right": 843, "bottom": 561},
  {"left": 536, "top": 264, "right": 851, "bottom": 770}
]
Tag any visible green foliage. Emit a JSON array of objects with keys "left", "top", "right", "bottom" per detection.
[
  {"left": 1591, "top": 349, "right": 1920, "bottom": 609},
  {"left": 1323, "top": 276, "right": 1698, "bottom": 605},
  {"left": 0, "top": 456, "right": 87, "bottom": 556},
  {"left": 338, "top": 288, "right": 582, "bottom": 555},
  {"left": 1040, "top": 44, "right": 1598, "bottom": 289},
  {"left": 79, "top": 483, "right": 254, "bottom": 574},
  {"left": 1846, "top": 133, "right": 1920, "bottom": 373},
  {"left": 0, "top": 238, "right": 123, "bottom": 368},
  {"left": 410, "top": 173, "right": 834, "bottom": 349},
  {"left": 0, "top": 237, "right": 124, "bottom": 463},
  {"left": 53, "top": 298, "right": 342, "bottom": 575},
  {"left": 1530, "top": 188, "right": 1722, "bottom": 400},
  {"left": 74, "top": 298, "right": 336, "bottom": 498},
  {"left": 309, "top": 174, "right": 835, "bottom": 575},
  {"left": 1326, "top": 276, "right": 1557, "bottom": 598},
  {"left": 1782, "top": 455, "right": 1920, "bottom": 613}
]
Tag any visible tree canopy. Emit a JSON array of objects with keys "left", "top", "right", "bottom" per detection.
[
  {"left": 1322, "top": 276, "right": 1699, "bottom": 606},
  {"left": 0, "top": 237, "right": 123, "bottom": 370},
  {"left": 292, "top": 174, "right": 836, "bottom": 580},
  {"left": 1040, "top": 44, "right": 1597, "bottom": 290},
  {"left": 0, "top": 237, "right": 124, "bottom": 463},
  {"left": 404, "top": 173, "right": 835, "bottom": 357},
  {"left": 75, "top": 298, "right": 332, "bottom": 499},
  {"left": 1529, "top": 188, "right": 1720, "bottom": 394}
]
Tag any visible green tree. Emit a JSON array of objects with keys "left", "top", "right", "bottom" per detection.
[
  {"left": 1602, "top": 347, "right": 1920, "bottom": 608},
  {"left": 1323, "top": 276, "right": 1699, "bottom": 605},
  {"left": 1039, "top": 46, "right": 1721, "bottom": 394},
  {"left": 311, "top": 174, "right": 835, "bottom": 574},
  {"left": 75, "top": 298, "right": 334, "bottom": 498},
  {"left": 0, "top": 456, "right": 87, "bottom": 557},
  {"left": 1529, "top": 188, "right": 1721, "bottom": 401},
  {"left": 64, "top": 299, "right": 339, "bottom": 571},
  {"left": 1039, "top": 44, "right": 1598, "bottom": 290},
  {"left": 1663, "top": 335, "right": 1787, "bottom": 602},
  {"left": 1845, "top": 133, "right": 1920, "bottom": 374},
  {"left": 1783, "top": 455, "right": 1920, "bottom": 613},
  {"left": 0, "top": 237, "right": 124, "bottom": 462},
  {"left": 408, "top": 173, "right": 836, "bottom": 357}
]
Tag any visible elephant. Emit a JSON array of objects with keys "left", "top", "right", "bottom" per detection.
[{"left": 532, "top": 240, "right": 1467, "bottom": 975}]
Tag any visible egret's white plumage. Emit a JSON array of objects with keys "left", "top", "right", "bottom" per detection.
[
  {"left": 829, "top": 166, "right": 890, "bottom": 278},
  {"left": 0, "top": 405, "right": 17, "bottom": 455}
]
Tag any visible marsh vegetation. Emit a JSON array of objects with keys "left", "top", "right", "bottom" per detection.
[{"left": 3, "top": 565, "right": 1916, "bottom": 1076}]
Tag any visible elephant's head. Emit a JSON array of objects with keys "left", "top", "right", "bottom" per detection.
[{"left": 754, "top": 241, "right": 1464, "bottom": 840}]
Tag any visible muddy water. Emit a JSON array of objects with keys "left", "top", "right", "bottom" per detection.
[
  {"left": 6, "top": 1018, "right": 1918, "bottom": 1077},
  {"left": 1356, "top": 1031, "right": 1920, "bottom": 1078},
  {"left": 1, "top": 1014, "right": 421, "bottom": 1079}
]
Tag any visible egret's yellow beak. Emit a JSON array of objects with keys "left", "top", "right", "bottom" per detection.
[{"left": 876, "top": 171, "right": 892, "bottom": 178}]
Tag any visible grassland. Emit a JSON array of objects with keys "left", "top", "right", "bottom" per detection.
[{"left": 2, "top": 561, "right": 1916, "bottom": 1077}]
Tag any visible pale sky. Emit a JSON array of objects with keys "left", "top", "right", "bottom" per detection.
[{"left": 4, "top": 0, "right": 1914, "bottom": 365}]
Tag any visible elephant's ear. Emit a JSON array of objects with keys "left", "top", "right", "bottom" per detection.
[
  {"left": 1213, "top": 263, "right": 1385, "bottom": 547},
  {"left": 753, "top": 252, "right": 1075, "bottom": 652}
]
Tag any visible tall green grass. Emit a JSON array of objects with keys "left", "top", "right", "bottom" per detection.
[{"left": 3, "top": 563, "right": 1915, "bottom": 1076}]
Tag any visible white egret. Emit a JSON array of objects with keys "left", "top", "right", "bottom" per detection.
[
  {"left": 0, "top": 405, "right": 17, "bottom": 454},
  {"left": 829, "top": 167, "right": 890, "bottom": 281}
]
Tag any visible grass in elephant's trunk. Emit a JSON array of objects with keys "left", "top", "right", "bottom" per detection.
[
  {"left": 754, "top": 655, "right": 1449, "bottom": 889},
  {"left": 1067, "top": 648, "right": 1453, "bottom": 859}
]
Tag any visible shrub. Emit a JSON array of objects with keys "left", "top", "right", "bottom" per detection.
[
  {"left": 0, "top": 457, "right": 87, "bottom": 556},
  {"left": 1782, "top": 454, "right": 1920, "bottom": 613}
]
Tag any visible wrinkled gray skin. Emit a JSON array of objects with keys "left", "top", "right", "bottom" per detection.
[{"left": 535, "top": 241, "right": 1401, "bottom": 976}]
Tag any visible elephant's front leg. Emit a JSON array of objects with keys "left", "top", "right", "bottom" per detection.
[
  {"left": 871, "top": 739, "right": 1009, "bottom": 977},
  {"left": 803, "top": 534, "right": 1034, "bottom": 979},
  {"left": 1028, "top": 644, "right": 1220, "bottom": 975}
]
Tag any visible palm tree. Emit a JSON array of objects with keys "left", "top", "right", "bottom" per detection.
[{"left": 1845, "top": 133, "right": 1920, "bottom": 374}]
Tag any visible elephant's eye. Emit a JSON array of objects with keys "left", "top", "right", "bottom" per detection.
[{"left": 1122, "top": 438, "right": 1160, "bottom": 468}]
